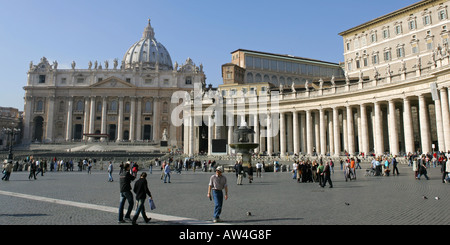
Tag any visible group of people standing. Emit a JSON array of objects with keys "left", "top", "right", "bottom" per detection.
[{"left": 291, "top": 158, "right": 333, "bottom": 188}]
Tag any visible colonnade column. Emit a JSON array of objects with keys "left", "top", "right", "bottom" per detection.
[
  {"left": 280, "top": 112, "right": 286, "bottom": 157},
  {"left": 306, "top": 110, "right": 313, "bottom": 155},
  {"left": 418, "top": 94, "right": 431, "bottom": 153},
  {"left": 292, "top": 110, "right": 299, "bottom": 155},
  {"left": 360, "top": 104, "right": 369, "bottom": 156},
  {"left": 346, "top": 105, "right": 355, "bottom": 155},
  {"left": 332, "top": 107, "right": 340, "bottom": 156},
  {"left": 388, "top": 99, "right": 399, "bottom": 156},
  {"left": 319, "top": 108, "right": 326, "bottom": 156},
  {"left": 439, "top": 88, "right": 450, "bottom": 151},
  {"left": 374, "top": 101, "right": 384, "bottom": 156},
  {"left": 403, "top": 97, "right": 414, "bottom": 154},
  {"left": 433, "top": 93, "right": 445, "bottom": 152}
]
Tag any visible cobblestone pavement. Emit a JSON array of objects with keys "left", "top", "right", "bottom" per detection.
[{"left": 0, "top": 163, "right": 449, "bottom": 225}]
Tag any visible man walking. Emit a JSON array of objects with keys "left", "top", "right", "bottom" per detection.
[
  {"left": 132, "top": 172, "right": 152, "bottom": 225},
  {"left": 207, "top": 166, "right": 228, "bottom": 223},
  {"left": 163, "top": 162, "right": 171, "bottom": 183},
  {"left": 321, "top": 160, "right": 333, "bottom": 188},
  {"left": 107, "top": 161, "right": 114, "bottom": 182},
  {"left": 118, "top": 162, "right": 136, "bottom": 223}
]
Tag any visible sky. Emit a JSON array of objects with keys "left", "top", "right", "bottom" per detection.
[{"left": 0, "top": 0, "right": 419, "bottom": 110}]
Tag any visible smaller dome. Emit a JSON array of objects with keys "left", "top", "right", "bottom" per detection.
[{"left": 122, "top": 19, "right": 173, "bottom": 71}]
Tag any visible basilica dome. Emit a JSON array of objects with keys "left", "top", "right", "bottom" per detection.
[{"left": 122, "top": 19, "right": 173, "bottom": 70}]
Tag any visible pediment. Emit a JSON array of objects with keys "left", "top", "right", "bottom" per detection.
[{"left": 90, "top": 76, "right": 136, "bottom": 88}]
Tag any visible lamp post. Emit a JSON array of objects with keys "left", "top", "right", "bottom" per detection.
[{"left": 3, "top": 127, "right": 20, "bottom": 160}]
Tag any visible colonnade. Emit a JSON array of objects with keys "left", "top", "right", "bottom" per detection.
[{"left": 185, "top": 86, "right": 450, "bottom": 157}]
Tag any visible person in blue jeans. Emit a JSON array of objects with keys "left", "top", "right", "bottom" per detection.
[
  {"left": 164, "top": 163, "right": 171, "bottom": 183},
  {"left": 207, "top": 166, "right": 228, "bottom": 223},
  {"left": 118, "top": 162, "right": 136, "bottom": 223}
]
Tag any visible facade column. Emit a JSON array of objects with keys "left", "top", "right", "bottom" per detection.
[
  {"left": 292, "top": 110, "right": 299, "bottom": 155},
  {"left": 319, "top": 108, "right": 326, "bottom": 156},
  {"left": 136, "top": 97, "right": 142, "bottom": 141},
  {"left": 189, "top": 115, "right": 194, "bottom": 157},
  {"left": 374, "top": 101, "right": 384, "bottom": 156},
  {"left": 116, "top": 97, "right": 124, "bottom": 142},
  {"left": 403, "top": 97, "right": 414, "bottom": 154},
  {"left": 388, "top": 100, "right": 399, "bottom": 156},
  {"left": 88, "top": 96, "right": 96, "bottom": 142},
  {"left": 346, "top": 105, "right": 355, "bottom": 155},
  {"left": 65, "top": 97, "right": 73, "bottom": 141},
  {"left": 45, "top": 96, "right": 55, "bottom": 142},
  {"left": 280, "top": 112, "right": 286, "bottom": 157},
  {"left": 83, "top": 98, "right": 90, "bottom": 141},
  {"left": 183, "top": 116, "right": 189, "bottom": 155},
  {"left": 439, "top": 88, "right": 450, "bottom": 151},
  {"left": 306, "top": 110, "right": 313, "bottom": 155},
  {"left": 208, "top": 115, "right": 213, "bottom": 156},
  {"left": 153, "top": 98, "right": 160, "bottom": 142},
  {"left": 23, "top": 96, "right": 33, "bottom": 143},
  {"left": 360, "top": 104, "right": 370, "bottom": 156},
  {"left": 418, "top": 94, "right": 431, "bottom": 153},
  {"left": 100, "top": 96, "right": 107, "bottom": 142},
  {"left": 333, "top": 107, "right": 340, "bottom": 156},
  {"left": 129, "top": 97, "right": 136, "bottom": 142}
]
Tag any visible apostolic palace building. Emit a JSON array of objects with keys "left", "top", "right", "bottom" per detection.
[{"left": 23, "top": 0, "right": 450, "bottom": 158}]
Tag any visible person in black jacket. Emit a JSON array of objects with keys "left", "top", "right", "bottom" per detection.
[
  {"left": 132, "top": 172, "right": 152, "bottom": 225},
  {"left": 118, "top": 162, "right": 136, "bottom": 223}
]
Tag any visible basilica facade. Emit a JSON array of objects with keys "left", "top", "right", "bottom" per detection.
[{"left": 23, "top": 20, "right": 205, "bottom": 148}]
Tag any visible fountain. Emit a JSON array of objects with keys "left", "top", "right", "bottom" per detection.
[{"left": 229, "top": 121, "right": 259, "bottom": 170}]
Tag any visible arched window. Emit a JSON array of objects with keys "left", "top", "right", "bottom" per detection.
[{"left": 246, "top": 73, "right": 253, "bottom": 83}]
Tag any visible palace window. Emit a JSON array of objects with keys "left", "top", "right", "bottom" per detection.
[
  {"left": 423, "top": 15, "right": 432, "bottom": 26},
  {"left": 396, "top": 45, "right": 405, "bottom": 58},
  {"left": 439, "top": 9, "right": 447, "bottom": 21}
]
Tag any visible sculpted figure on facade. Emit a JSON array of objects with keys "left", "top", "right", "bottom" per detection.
[
  {"left": 71, "top": 61, "right": 76, "bottom": 70},
  {"left": 291, "top": 81, "right": 296, "bottom": 92},
  {"left": 53, "top": 60, "right": 58, "bottom": 70},
  {"left": 330, "top": 75, "right": 335, "bottom": 87},
  {"left": 113, "top": 58, "right": 118, "bottom": 69},
  {"left": 88, "top": 61, "right": 92, "bottom": 70}
]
